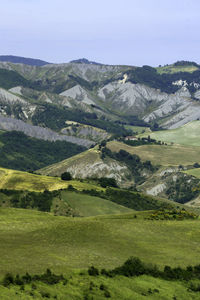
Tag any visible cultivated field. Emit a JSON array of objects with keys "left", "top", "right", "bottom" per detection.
[
  {"left": 141, "top": 121, "right": 200, "bottom": 147},
  {"left": 108, "top": 141, "right": 200, "bottom": 166}
]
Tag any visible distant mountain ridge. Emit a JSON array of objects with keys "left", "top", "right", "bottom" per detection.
[
  {"left": 70, "top": 58, "right": 103, "bottom": 65},
  {"left": 0, "top": 55, "right": 50, "bottom": 66}
]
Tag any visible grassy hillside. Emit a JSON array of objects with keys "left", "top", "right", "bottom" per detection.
[
  {"left": 184, "top": 168, "right": 200, "bottom": 178},
  {"left": 0, "top": 167, "right": 104, "bottom": 192},
  {"left": 0, "top": 207, "right": 200, "bottom": 277},
  {"left": 156, "top": 64, "right": 199, "bottom": 74},
  {"left": 108, "top": 141, "right": 200, "bottom": 166},
  {"left": 140, "top": 121, "right": 200, "bottom": 147},
  {"left": 0, "top": 272, "right": 199, "bottom": 300},
  {"left": 61, "top": 191, "right": 133, "bottom": 216}
]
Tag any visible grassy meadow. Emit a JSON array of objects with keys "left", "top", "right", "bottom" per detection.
[
  {"left": 1, "top": 207, "right": 200, "bottom": 277},
  {"left": 108, "top": 141, "right": 200, "bottom": 166},
  {"left": 156, "top": 64, "right": 199, "bottom": 74},
  {"left": 184, "top": 168, "right": 200, "bottom": 178},
  {"left": 140, "top": 121, "right": 200, "bottom": 147},
  {"left": 61, "top": 191, "right": 132, "bottom": 217}
]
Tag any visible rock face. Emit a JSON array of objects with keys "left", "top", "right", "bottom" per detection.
[{"left": 60, "top": 85, "right": 95, "bottom": 105}]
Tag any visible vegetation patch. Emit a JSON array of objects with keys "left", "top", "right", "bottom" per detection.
[
  {"left": 0, "top": 131, "right": 86, "bottom": 171},
  {"left": 146, "top": 209, "right": 198, "bottom": 220}
]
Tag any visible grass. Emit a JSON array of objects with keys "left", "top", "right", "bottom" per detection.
[
  {"left": 108, "top": 141, "right": 200, "bottom": 166},
  {"left": 1, "top": 207, "right": 200, "bottom": 277},
  {"left": 61, "top": 191, "right": 133, "bottom": 217},
  {"left": 124, "top": 125, "right": 151, "bottom": 134},
  {"left": 184, "top": 168, "right": 200, "bottom": 178},
  {"left": 0, "top": 167, "right": 104, "bottom": 192},
  {"left": 156, "top": 64, "right": 199, "bottom": 74},
  {"left": 0, "top": 273, "right": 199, "bottom": 299},
  {"left": 140, "top": 121, "right": 200, "bottom": 147}
]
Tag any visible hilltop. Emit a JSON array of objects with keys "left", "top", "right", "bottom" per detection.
[{"left": 0, "top": 55, "right": 50, "bottom": 66}]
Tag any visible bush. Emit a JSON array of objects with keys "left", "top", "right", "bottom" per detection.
[
  {"left": 88, "top": 266, "right": 99, "bottom": 276},
  {"left": 3, "top": 273, "right": 14, "bottom": 286},
  {"left": 61, "top": 172, "right": 72, "bottom": 181}
]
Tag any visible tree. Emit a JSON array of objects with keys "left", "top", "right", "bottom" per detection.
[{"left": 61, "top": 172, "right": 72, "bottom": 181}]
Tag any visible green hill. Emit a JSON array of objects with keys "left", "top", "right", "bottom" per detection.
[
  {"left": 60, "top": 191, "right": 133, "bottom": 217},
  {"left": 0, "top": 207, "right": 200, "bottom": 276},
  {"left": 0, "top": 167, "right": 104, "bottom": 192},
  {"left": 107, "top": 140, "right": 200, "bottom": 166},
  {"left": 140, "top": 121, "right": 200, "bottom": 147}
]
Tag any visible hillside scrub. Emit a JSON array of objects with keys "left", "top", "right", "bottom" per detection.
[
  {"left": 101, "top": 146, "right": 157, "bottom": 183},
  {"left": 0, "top": 131, "right": 86, "bottom": 171},
  {"left": 0, "top": 189, "right": 59, "bottom": 212}
]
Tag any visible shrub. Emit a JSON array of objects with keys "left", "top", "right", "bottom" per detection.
[
  {"left": 88, "top": 266, "right": 99, "bottom": 276},
  {"left": 61, "top": 172, "right": 72, "bottom": 181}
]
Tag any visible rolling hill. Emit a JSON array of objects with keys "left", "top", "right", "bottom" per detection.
[
  {"left": 0, "top": 55, "right": 50, "bottom": 66},
  {"left": 0, "top": 167, "right": 105, "bottom": 192},
  {"left": 107, "top": 140, "right": 200, "bottom": 166},
  {"left": 140, "top": 120, "right": 200, "bottom": 147},
  {"left": 0, "top": 207, "right": 199, "bottom": 276},
  {"left": 38, "top": 147, "right": 132, "bottom": 185}
]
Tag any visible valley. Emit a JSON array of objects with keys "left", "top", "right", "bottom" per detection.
[{"left": 1, "top": 57, "right": 200, "bottom": 299}]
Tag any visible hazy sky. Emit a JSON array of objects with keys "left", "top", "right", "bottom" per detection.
[{"left": 1, "top": 0, "right": 199, "bottom": 66}]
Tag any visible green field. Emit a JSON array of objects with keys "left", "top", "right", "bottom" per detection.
[
  {"left": 1, "top": 207, "right": 200, "bottom": 277},
  {"left": 156, "top": 64, "right": 199, "bottom": 74},
  {"left": 61, "top": 191, "right": 132, "bottom": 216},
  {"left": 0, "top": 167, "right": 104, "bottom": 192},
  {"left": 184, "top": 168, "right": 200, "bottom": 178},
  {"left": 108, "top": 141, "right": 200, "bottom": 166},
  {"left": 141, "top": 121, "right": 200, "bottom": 147}
]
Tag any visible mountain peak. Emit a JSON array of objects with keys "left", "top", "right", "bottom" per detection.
[{"left": 70, "top": 58, "right": 103, "bottom": 65}]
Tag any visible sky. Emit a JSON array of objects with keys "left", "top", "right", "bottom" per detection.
[{"left": 0, "top": 0, "right": 200, "bottom": 66}]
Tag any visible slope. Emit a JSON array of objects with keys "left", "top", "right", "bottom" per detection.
[
  {"left": 0, "top": 55, "right": 50, "bottom": 66},
  {"left": 60, "top": 191, "right": 133, "bottom": 217},
  {"left": 0, "top": 208, "right": 200, "bottom": 276},
  {"left": 140, "top": 120, "right": 200, "bottom": 146},
  {"left": 38, "top": 147, "right": 131, "bottom": 184},
  {"left": 0, "top": 130, "right": 86, "bottom": 171},
  {"left": 107, "top": 140, "right": 200, "bottom": 166},
  {"left": 0, "top": 167, "right": 104, "bottom": 192}
]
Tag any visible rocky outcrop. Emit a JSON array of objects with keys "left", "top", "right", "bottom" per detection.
[{"left": 60, "top": 85, "right": 95, "bottom": 105}]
